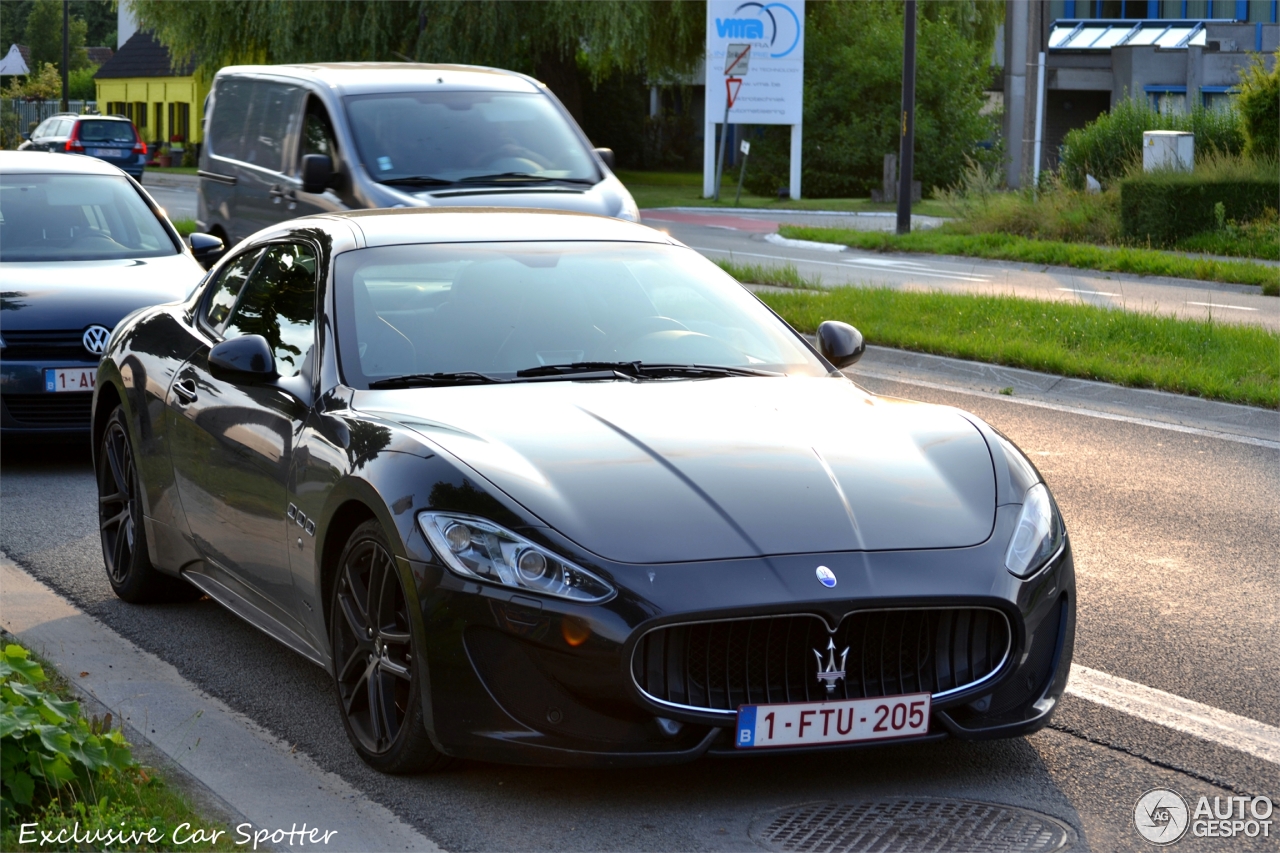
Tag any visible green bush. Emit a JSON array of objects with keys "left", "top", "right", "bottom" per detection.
[
  {"left": 741, "top": 1, "right": 999, "bottom": 198},
  {"left": 1237, "top": 51, "right": 1280, "bottom": 160},
  {"left": 0, "top": 644, "right": 135, "bottom": 818},
  {"left": 1119, "top": 155, "right": 1280, "bottom": 245},
  {"left": 1059, "top": 98, "right": 1244, "bottom": 189}
]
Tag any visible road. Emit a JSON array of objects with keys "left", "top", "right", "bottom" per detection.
[
  {"left": 2, "top": 365, "right": 1276, "bottom": 852},
  {"left": 641, "top": 210, "right": 1280, "bottom": 331}
]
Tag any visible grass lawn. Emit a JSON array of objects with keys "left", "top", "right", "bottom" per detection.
[
  {"left": 752, "top": 286, "right": 1278, "bottom": 409},
  {"left": 0, "top": 642, "right": 237, "bottom": 852},
  {"left": 617, "top": 170, "right": 952, "bottom": 217},
  {"left": 778, "top": 225, "right": 1280, "bottom": 296},
  {"left": 144, "top": 165, "right": 199, "bottom": 175},
  {"left": 171, "top": 217, "right": 198, "bottom": 236}
]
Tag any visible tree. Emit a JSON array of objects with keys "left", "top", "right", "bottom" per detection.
[
  {"left": 24, "top": 0, "right": 90, "bottom": 70},
  {"left": 1, "top": 2, "right": 115, "bottom": 55},
  {"left": 1236, "top": 50, "right": 1279, "bottom": 161},
  {"left": 743, "top": 1, "right": 1000, "bottom": 198},
  {"left": 3, "top": 62, "right": 63, "bottom": 101},
  {"left": 128, "top": 0, "right": 705, "bottom": 122}
]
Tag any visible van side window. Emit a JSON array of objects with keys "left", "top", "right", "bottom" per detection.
[
  {"left": 300, "top": 99, "right": 338, "bottom": 164},
  {"left": 208, "top": 77, "right": 251, "bottom": 162},
  {"left": 242, "top": 82, "right": 302, "bottom": 172}
]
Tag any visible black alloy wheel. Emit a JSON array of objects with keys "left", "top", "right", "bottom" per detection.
[
  {"left": 97, "top": 407, "right": 199, "bottom": 603},
  {"left": 331, "top": 520, "right": 449, "bottom": 773}
]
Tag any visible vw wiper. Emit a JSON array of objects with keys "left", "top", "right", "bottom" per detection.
[
  {"left": 459, "top": 172, "right": 596, "bottom": 185},
  {"left": 378, "top": 175, "right": 454, "bottom": 187},
  {"left": 515, "top": 362, "right": 781, "bottom": 380},
  {"left": 367, "top": 371, "right": 505, "bottom": 389}
]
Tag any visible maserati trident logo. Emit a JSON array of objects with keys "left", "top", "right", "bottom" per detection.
[
  {"left": 813, "top": 638, "right": 849, "bottom": 694},
  {"left": 815, "top": 566, "right": 837, "bottom": 588},
  {"left": 82, "top": 325, "right": 111, "bottom": 356}
]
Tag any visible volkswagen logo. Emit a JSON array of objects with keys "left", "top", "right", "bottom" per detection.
[
  {"left": 815, "top": 566, "right": 837, "bottom": 588},
  {"left": 82, "top": 325, "right": 111, "bottom": 356}
]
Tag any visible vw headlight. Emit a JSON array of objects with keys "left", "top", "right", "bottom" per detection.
[
  {"left": 1004, "top": 483, "right": 1064, "bottom": 578},
  {"left": 418, "top": 512, "right": 614, "bottom": 603}
]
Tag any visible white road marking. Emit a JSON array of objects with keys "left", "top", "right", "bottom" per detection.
[
  {"left": 764, "top": 233, "right": 847, "bottom": 252},
  {"left": 849, "top": 366, "right": 1280, "bottom": 450},
  {"left": 1067, "top": 665, "right": 1280, "bottom": 766},
  {"left": 1186, "top": 301, "right": 1258, "bottom": 311},
  {"left": 693, "top": 246, "right": 992, "bottom": 283},
  {"left": 842, "top": 260, "right": 991, "bottom": 283},
  {"left": 1057, "top": 287, "right": 1119, "bottom": 296}
]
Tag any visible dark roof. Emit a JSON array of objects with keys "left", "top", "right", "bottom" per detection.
[
  {"left": 86, "top": 46, "right": 114, "bottom": 66},
  {"left": 16, "top": 44, "right": 32, "bottom": 68},
  {"left": 94, "top": 31, "right": 194, "bottom": 79}
]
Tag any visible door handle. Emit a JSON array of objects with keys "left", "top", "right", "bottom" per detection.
[
  {"left": 268, "top": 184, "right": 287, "bottom": 196},
  {"left": 173, "top": 379, "right": 198, "bottom": 405}
]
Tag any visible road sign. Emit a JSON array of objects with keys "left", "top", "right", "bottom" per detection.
[
  {"left": 724, "top": 43, "right": 751, "bottom": 76},
  {"left": 740, "top": 140, "right": 751, "bottom": 155},
  {"left": 726, "top": 77, "right": 743, "bottom": 108}
]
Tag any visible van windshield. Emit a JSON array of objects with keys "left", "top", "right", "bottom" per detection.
[{"left": 345, "top": 91, "right": 600, "bottom": 186}]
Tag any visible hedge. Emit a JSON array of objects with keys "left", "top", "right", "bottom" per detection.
[{"left": 1119, "top": 174, "right": 1280, "bottom": 245}]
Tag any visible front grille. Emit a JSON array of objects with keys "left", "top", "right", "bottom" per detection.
[
  {"left": 1, "top": 329, "right": 93, "bottom": 362},
  {"left": 632, "top": 608, "right": 1011, "bottom": 715},
  {"left": 2, "top": 393, "right": 93, "bottom": 427}
]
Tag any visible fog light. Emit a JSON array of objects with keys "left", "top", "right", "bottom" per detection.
[
  {"left": 443, "top": 522, "right": 471, "bottom": 553},
  {"left": 516, "top": 548, "right": 548, "bottom": 581}
]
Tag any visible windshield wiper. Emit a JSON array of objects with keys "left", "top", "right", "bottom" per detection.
[
  {"left": 459, "top": 172, "right": 596, "bottom": 185},
  {"left": 378, "top": 175, "right": 454, "bottom": 187},
  {"left": 367, "top": 371, "right": 505, "bottom": 389},
  {"left": 515, "top": 362, "right": 782, "bottom": 380}
]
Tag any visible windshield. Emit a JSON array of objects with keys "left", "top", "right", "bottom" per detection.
[
  {"left": 77, "top": 120, "right": 135, "bottom": 144},
  {"left": 0, "top": 174, "right": 177, "bottom": 262},
  {"left": 334, "top": 242, "right": 827, "bottom": 388},
  {"left": 345, "top": 91, "right": 599, "bottom": 185}
]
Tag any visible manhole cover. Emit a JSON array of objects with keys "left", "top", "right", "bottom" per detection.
[{"left": 752, "top": 799, "right": 1074, "bottom": 853}]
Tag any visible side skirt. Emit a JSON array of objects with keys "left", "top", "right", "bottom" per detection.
[{"left": 182, "top": 566, "right": 328, "bottom": 669}]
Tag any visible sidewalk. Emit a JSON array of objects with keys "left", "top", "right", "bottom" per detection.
[{"left": 142, "top": 169, "right": 199, "bottom": 190}]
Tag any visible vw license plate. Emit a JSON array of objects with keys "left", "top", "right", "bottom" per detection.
[
  {"left": 89, "top": 148, "right": 125, "bottom": 158},
  {"left": 735, "top": 692, "right": 930, "bottom": 749},
  {"left": 45, "top": 367, "right": 97, "bottom": 393}
]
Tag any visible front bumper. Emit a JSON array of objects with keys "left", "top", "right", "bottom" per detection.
[
  {"left": 411, "top": 505, "right": 1076, "bottom": 767},
  {"left": 1, "top": 358, "right": 97, "bottom": 434}
]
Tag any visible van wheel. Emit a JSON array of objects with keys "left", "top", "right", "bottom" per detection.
[{"left": 331, "top": 520, "right": 452, "bottom": 773}]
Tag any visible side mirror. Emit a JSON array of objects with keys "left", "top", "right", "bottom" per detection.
[
  {"left": 188, "top": 232, "right": 225, "bottom": 269},
  {"left": 209, "top": 335, "right": 276, "bottom": 379},
  {"left": 816, "top": 320, "right": 865, "bottom": 369},
  {"left": 300, "top": 153, "right": 333, "bottom": 194},
  {"left": 593, "top": 147, "right": 616, "bottom": 171}
]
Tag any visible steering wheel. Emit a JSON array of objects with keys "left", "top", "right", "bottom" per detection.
[{"left": 74, "top": 232, "right": 123, "bottom": 248}]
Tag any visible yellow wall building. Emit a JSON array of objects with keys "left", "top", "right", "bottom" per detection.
[{"left": 93, "top": 31, "right": 208, "bottom": 148}]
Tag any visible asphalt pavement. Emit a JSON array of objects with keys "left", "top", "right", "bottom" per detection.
[{"left": 2, "top": 346, "right": 1276, "bottom": 852}]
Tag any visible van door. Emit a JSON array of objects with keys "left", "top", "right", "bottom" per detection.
[
  {"left": 201, "top": 77, "right": 252, "bottom": 240},
  {"left": 286, "top": 94, "right": 350, "bottom": 220},
  {"left": 231, "top": 79, "right": 304, "bottom": 241}
]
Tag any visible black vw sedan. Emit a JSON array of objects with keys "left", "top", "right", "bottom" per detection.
[{"left": 91, "top": 208, "right": 1075, "bottom": 771}]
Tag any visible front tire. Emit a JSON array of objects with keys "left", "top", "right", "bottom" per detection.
[
  {"left": 97, "top": 407, "right": 199, "bottom": 603},
  {"left": 330, "top": 520, "right": 450, "bottom": 773}
]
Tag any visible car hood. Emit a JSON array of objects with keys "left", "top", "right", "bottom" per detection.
[
  {"left": 362, "top": 377, "right": 996, "bottom": 564},
  {"left": 0, "top": 254, "right": 204, "bottom": 332}
]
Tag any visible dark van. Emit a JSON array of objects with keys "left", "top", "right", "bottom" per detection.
[{"left": 198, "top": 63, "right": 640, "bottom": 246}]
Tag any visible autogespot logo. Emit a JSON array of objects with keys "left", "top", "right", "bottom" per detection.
[
  {"left": 714, "top": 2, "right": 801, "bottom": 57},
  {"left": 1135, "top": 789, "right": 1189, "bottom": 845}
]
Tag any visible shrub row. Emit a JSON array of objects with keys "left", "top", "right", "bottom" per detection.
[{"left": 1119, "top": 174, "right": 1280, "bottom": 245}]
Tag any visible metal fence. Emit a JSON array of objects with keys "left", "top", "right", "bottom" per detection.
[{"left": 1, "top": 99, "right": 99, "bottom": 135}]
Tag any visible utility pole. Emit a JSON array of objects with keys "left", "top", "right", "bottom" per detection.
[
  {"left": 61, "top": 0, "right": 70, "bottom": 111},
  {"left": 895, "top": 0, "right": 916, "bottom": 235}
]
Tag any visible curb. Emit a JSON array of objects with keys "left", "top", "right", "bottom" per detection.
[
  {"left": 141, "top": 171, "right": 199, "bottom": 190},
  {"left": 0, "top": 558, "right": 442, "bottom": 853}
]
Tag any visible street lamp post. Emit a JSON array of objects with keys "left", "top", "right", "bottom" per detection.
[
  {"left": 61, "top": 0, "right": 69, "bottom": 112},
  {"left": 895, "top": 0, "right": 916, "bottom": 235}
]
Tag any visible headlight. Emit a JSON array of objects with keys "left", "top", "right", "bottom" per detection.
[
  {"left": 418, "top": 512, "right": 614, "bottom": 603},
  {"left": 1004, "top": 483, "right": 1064, "bottom": 578}
]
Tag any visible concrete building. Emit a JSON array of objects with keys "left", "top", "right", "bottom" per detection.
[{"left": 1002, "top": 0, "right": 1278, "bottom": 186}]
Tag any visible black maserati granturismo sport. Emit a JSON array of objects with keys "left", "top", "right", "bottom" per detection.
[{"left": 91, "top": 208, "right": 1075, "bottom": 771}]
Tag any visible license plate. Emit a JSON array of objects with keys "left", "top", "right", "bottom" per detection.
[
  {"left": 45, "top": 367, "right": 97, "bottom": 393},
  {"left": 735, "top": 692, "right": 931, "bottom": 749},
  {"left": 89, "top": 148, "right": 125, "bottom": 158}
]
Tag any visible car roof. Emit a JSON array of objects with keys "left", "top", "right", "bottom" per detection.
[
  {"left": 213, "top": 62, "right": 541, "bottom": 96},
  {"left": 300, "top": 208, "right": 676, "bottom": 248},
  {"left": 0, "top": 150, "right": 130, "bottom": 176}
]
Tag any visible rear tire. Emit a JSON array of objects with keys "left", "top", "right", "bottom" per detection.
[
  {"left": 330, "top": 520, "right": 451, "bottom": 774},
  {"left": 97, "top": 407, "right": 200, "bottom": 603}
]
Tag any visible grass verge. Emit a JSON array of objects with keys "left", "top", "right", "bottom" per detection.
[
  {"left": 777, "top": 225, "right": 1280, "bottom": 295},
  {"left": 751, "top": 286, "right": 1279, "bottom": 409},
  {"left": 617, "top": 170, "right": 952, "bottom": 217},
  {"left": 144, "top": 165, "right": 199, "bottom": 175},
  {"left": 171, "top": 217, "right": 197, "bottom": 236},
  {"left": 0, "top": 641, "right": 237, "bottom": 852},
  {"left": 714, "top": 258, "right": 824, "bottom": 290}
]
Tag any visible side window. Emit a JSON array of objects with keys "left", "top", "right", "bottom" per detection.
[
  {"left": 208, "top": 77, "right": 251, "bottom": 162},
  {"left": 241, "top": 81, "right": 302, "bottom": 173},
  {"left": 33, "top": 119, "right": 52, "bottom": 138},
  {"left": 299, "top": 98, "right": 338, "bottom": 166},
  {"left": 221, "top": 243, "right": 317, "bottom": 377},
  {"left": 205, "top": 248, "right": 262, "bottom": 332}
]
